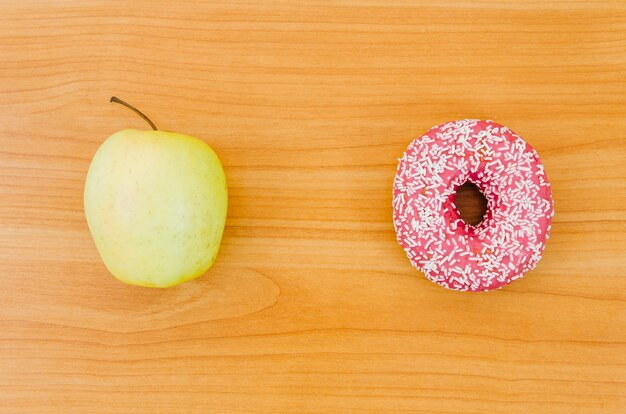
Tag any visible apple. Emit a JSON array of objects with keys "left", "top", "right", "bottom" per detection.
[{"left": 84, "top": 97, "right": 227, "bottom": 287}]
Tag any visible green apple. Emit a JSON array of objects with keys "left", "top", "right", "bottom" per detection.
[{"left": 84, "top": 97, "right": 227, "bottom": 287}]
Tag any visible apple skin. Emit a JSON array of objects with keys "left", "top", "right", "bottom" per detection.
[{"left": 84, "top": 129, "right": 227, "bottom": 288}]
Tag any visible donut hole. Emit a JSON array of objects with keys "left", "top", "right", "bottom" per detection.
[{"left": 454, "top": 181, "right": 488, "bottom": 226}]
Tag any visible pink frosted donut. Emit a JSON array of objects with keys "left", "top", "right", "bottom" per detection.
[{"left": 393, "top": 119, "right": 554, "bottom": 292}]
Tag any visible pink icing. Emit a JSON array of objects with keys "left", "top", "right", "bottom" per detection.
[{"left": 393, "top": 120, "right": 554, "bottom": 292}]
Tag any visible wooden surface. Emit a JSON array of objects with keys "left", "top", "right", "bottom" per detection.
[{"left": 1, "top": 1, "right": 625, "bottom": 413}]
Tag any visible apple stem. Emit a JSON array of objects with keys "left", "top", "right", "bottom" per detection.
[{"left": 110, "top": 96, "right": 157, "bottom": 131}]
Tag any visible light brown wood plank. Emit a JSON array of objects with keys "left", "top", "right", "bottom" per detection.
[{"left": 0, "top": 1, "right": 625, "bottom": 413}]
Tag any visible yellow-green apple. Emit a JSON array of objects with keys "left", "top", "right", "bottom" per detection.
[{"left": 84, "top": 97, "right": 227, "bottom": 287}]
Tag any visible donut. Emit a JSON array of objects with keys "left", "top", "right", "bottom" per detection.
[{"left": 392, "top": 119, "right": 554, "bottom": 292}]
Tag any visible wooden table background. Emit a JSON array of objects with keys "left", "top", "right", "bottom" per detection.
[{"left": 1, "top": 1, "right": 625, "bottom": 413}]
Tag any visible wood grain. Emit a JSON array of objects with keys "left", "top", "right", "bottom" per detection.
[{"left": 1, "top": 1, "right": 625, "bottom": 413}]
